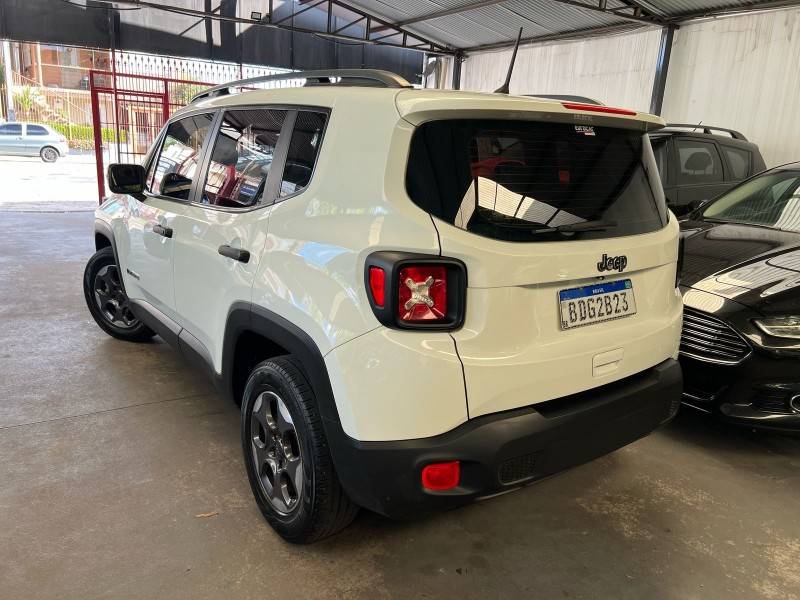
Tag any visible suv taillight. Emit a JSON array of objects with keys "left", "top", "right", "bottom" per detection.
[{"left": 365, "top": 252, "right": 466, "bottom": 330}]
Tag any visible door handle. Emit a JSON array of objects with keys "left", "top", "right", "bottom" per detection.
[
  {"left": 218, "top": 245, "right": 250, "bottom": 263},
  {"left": 152, "top": 223, "right": 173, "bottom": 238}
]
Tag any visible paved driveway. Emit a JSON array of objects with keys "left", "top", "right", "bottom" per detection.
[{"left": 0, "top": 153, "right": 100, "bottom": 211}]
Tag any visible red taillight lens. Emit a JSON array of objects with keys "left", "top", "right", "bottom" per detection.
[
  {"left": 368, "top": 266, "right": 385, "bottom": 307},
  {"left": 397, "top": 265, "right": 447, "bottom": 322},
  {"left": 421, "top": 461, "right": 460, "bottom": 491},
  {"left": 562, "top": 102, "right": 637, "bottom": 116}
]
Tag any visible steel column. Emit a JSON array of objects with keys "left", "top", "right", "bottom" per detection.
[
  {"left": 650, "top": 25, "right": 675, "bottom": 115},
  {"left": 451, "top": 53, "right": 464, "bottom": 90}
]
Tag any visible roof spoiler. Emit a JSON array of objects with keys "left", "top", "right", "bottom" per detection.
[
  {"left": 526, "top": 94, "right": 604, "bottom": 105},
  {"left": 190, "top": 69, "right": 412, "bottom": 103},
  {"left": 665, "top": 123, "right": 747, "bottom": 141}
]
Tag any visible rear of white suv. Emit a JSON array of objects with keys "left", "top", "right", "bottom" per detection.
[{"left": 84, "top": 72, "right": 682, "bottom": 544}]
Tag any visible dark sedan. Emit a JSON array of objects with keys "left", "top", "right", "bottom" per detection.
[{"left": 679, "top": 163, "right": 800, "bottom": 432}]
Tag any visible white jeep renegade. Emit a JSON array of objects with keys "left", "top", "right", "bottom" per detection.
[{"left": 83, "top": 70, "right": 683, "bottom": 543}]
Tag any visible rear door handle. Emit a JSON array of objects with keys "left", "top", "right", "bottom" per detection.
[
  {"left": 152, "top": 223, "right": 173, "bottom": 238},
  {"left": 218, "top": 245, "right": 250, "bottom": 263}
]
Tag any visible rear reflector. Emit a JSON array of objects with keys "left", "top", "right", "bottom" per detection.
[
  {"left": 562, "top": 102, "right": 637, "bottom": 116},
  {"left": 368, "top": 266, "right": 385, "bottom": 307},
  {"left": 398, "top": 265, "right": 447, "bottom": 322},
  {"left": 421, "top": 461, "right": 460, "bottom": 491}
]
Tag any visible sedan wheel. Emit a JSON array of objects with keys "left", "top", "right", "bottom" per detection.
[{"left": 40, "top": 147, "right": 59, "bottom": 163}]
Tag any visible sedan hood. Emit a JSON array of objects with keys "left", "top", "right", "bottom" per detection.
[{"left": 679, "top": 219, "right": 800, "bottom": 313}]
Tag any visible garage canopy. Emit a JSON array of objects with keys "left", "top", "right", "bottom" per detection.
[{"left": 345, "top": 0, "right": 799, "bottom": 51}]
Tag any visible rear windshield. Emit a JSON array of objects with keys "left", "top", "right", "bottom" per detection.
[{"left": 406, "top": 120, "right": 667, "bottom": 242}]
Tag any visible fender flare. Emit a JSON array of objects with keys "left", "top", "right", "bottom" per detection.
[
  {"left": 221, "top": 302, "right": 342, "bottom": 429},
  {"left": 94, "top": 219, "right": 128, "bottom": 293}
]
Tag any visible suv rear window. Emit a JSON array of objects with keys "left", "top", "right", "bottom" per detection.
[{"left": 406, "top": 120, "right": 667, "bottom": 242}]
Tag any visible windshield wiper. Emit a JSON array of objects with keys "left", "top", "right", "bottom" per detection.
[{"left": 532, "top": 219, "right": 618, "bottom": 234}]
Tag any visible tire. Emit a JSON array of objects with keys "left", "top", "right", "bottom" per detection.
[
  {"left": 83, "top": 247, "right": 155, "bottom": 342},
  {"left": 40, "top": 146, "right": 59, "bottom": 163},
  {"left": 242, "top": 356, "right": 359, "bottom": 543}
]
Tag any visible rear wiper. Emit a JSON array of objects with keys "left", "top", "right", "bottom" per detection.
[{"left": 532, "top": 219, "right": 618, "bottom": 234}]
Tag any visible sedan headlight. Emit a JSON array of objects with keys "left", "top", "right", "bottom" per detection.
[{"left": 754, "top": 316, "right": 800, "bottom": 339}]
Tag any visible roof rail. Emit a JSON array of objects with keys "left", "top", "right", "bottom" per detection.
[
  {"left": 191, "top": 69, "right": 412, "bottom": 103},
  {"left": 665, "top": 123, "right": 747, "bottom": 141}
]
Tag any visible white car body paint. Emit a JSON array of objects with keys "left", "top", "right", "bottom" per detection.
[{"left": 95, "top": 84, "right": 681, "bottom": 442}]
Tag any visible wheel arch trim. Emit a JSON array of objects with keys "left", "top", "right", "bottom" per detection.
[{"left": 222, "top": 302, "right": 342, "bottom": 427}]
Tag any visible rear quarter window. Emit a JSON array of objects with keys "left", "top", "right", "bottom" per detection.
[{"left": 406, "top": 119, "right": 667, "bottom": 242}]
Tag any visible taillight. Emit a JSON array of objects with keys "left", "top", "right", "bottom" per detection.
[
  {"left": 421, "top": 461, "right": 460, "bottom": 491},
  {"left": 368, "top": 266, "right": 385, "bottom": 307},
  {"left": 365, "top": 252, "right": 466, "bottom": 330},
  {"left": 562, "top": 102, "right": 637, "bottom": 116},
  {"left": 397, "top": 265, "right": 447, "bottom": 322},
  {"left": 676, "top": 235, "right": 685, "bottom": 288}
]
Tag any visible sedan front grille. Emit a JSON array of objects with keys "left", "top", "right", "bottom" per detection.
[{"left": 680, "top": 308, "right": 751, "bottom": 364}]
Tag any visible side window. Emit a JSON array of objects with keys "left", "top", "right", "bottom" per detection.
[
  {"left": 676, "top": 139, "right": 724, "bottom": 185},
  {"left": 0, "top": 123, "right": 22, "bottom": 135},
  {"left": 651, "top": 137, "right": 669, "bottom": 186},
  {"left": 147, "top": 113, "right": 214, "bottom": 200},
  {"left": 27, "top": 125, "right": 49, "bottom": 136},
  {"left": 722, "top": 145, "right": 751, "bottom": 180},
  {"left": 279, "top": 111, "right": 327, "bottom": 197},
  {"left": 202, "top": 109, "right": 286, "bottom": 208}
]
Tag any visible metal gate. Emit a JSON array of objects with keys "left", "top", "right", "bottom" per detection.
[{"left": 89, "top": 69, "right": 210, "bottom": 202}]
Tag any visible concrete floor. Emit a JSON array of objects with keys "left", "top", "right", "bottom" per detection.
[{"left": 1, "top": 211, "right": 799, "bottom": 600}]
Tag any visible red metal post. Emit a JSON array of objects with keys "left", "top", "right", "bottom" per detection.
[
  {"left": 162, "top": 78, "right": 170, "bottom": 121},
  {"left": 89, "top": 71, "right": 106, "bottom": 204}
]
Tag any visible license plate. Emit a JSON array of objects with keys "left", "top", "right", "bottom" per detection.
[{"left": 558, "top": 279, "right": 636, "bottom": 330}]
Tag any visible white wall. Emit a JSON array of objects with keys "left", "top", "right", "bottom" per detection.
[
  {"left": 461, "top": 27, "right": 664, "bottom": 111},
  {"left": 460, "top": 8, "right": 800, "bottom": 167},
  {"left": 662, "top": 9, "right": 800, "bottom": 167}
]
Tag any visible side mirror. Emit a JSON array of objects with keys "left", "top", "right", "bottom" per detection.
[
  {"left": 688, "top": 198, "right": 709, "bottom": 212},
  {"left": 108, "top": 163, "right": 146, "bottom": 195},
  {"left": 160, "top": 172, "right": 193, "bottom": 200}
]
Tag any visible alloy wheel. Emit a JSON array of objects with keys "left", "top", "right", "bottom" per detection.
[
  {"left": 42, "top": 147, "right": 58, "bottom": 162},
  {"left": 250, "top": 390, "right": 304, "bottom": 515},
  {"left": 93, "top": 264, "right": 138, "bottom": 329}
]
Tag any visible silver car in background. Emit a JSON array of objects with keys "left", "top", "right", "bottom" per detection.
[{"left": 0, "top": 122, "right": 70, "bottom": 162}]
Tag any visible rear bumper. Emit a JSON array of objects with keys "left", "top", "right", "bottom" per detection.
[{"left": 331, "top": 358, "right": 682, "bottom": 519}]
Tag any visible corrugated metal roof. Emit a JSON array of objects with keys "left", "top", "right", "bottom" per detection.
[{"left": 346, "top": 0, "right": 797, "bottom": 49}]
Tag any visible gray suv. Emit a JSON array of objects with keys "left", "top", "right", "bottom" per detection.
[
  {"left": 649, "top": 124, "right": 766, "bottom": 215},
  {"left": 0, "top": 122, "right": 69, "bottom": 162}
]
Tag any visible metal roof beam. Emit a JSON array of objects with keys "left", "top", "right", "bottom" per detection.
[
  {"left": 544, "top": 0, "right": 666, "bottom": 25},
  {"left": 392, "top": 0, "right": 513, "bottom": 27},
  {"left": 462, "top": 22, "right": 642, "bottom": 53},
  {"left": 84, "top": 0, "right": 455, "bottom": 55},
  {"left": 665, "top": 0, "right": 800, "bottom": 23}
]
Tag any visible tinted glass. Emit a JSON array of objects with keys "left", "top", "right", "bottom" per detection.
[
  {"left": 148, "top": 113, "right": 214, "bottom": 200},
  {"left": 650, "top": 136, "right": 669, "bottom": 186},
  {"left": 0, "top": 124, "right": 22, "bottom": 135},
  {"left": 27, "top": 125, "right": 49, "bottom": 136},
  {"left": 280, "top": 111, "right": 327, "bottom": 197},
  {"left": 722, "top": 145, "right": 751, "bottom": 180},
  {"left": 676, "top": 139, "right": 723, "bottom": 185},
  {"left": 702, "top": 170, "right": 800, "bottom": 232},
  {"left": 202, "top": 109, "right": 286, "bottom": 208},
  {"left": 406, "top": 120, "right": 667, "bottom": 243}
]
